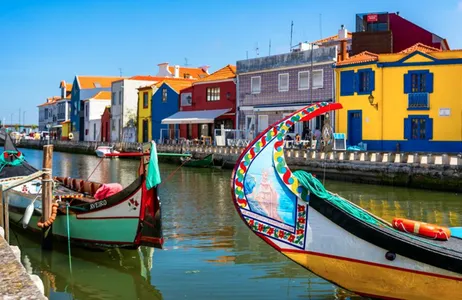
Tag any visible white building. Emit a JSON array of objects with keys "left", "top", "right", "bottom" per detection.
[
  {"left": 83, "top": 91, "right": 111, "bottom": 142},
  {"left": 110, "top": 78, "right": 157, "bottom": 142},
  {"left": 37, "top": 80, "right": 73, "bottom": 135},
  {"left": 38, "top": 96, "right": 59, "bottom": 132}
]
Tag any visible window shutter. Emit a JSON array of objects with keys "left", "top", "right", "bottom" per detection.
[
  {"left": 340, "top": 71, "right": 355, "bottom": 96},
  {"left": 403, "top": 118, "right": 410, "bottom": 140},
  {"left": 370, "top": 70, "right": 375, "bottom": 92},
  {"left": 426, "top": 117, "right": 433, "bottom": 140},
  {"left": 426, "top": 72, "right": 434, "bottom": 93},
  {"left": 354, "top": 72, "right": 359, "bottom": 93},
  {"left": 404, "top": 73, "right": 411, "bottom": 94}
]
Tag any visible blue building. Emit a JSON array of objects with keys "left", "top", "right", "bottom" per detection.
[
  {"left": 70, "top": 76, "right": 123, "bottom": 141},
  {"left": 151, "top": 79, "right": 194, "bottom": 142}
]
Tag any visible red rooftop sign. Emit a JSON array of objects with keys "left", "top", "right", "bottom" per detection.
[{"left": 367, "top": 14, "right": 378, "bottom": 22}]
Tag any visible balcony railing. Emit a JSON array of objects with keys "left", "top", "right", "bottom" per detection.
[{"left": 408, "top": 93, "right": 429, "bottom": 110}]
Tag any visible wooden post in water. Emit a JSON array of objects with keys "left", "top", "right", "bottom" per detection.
[
  {"left": 0, "top": 185, "right": 4, "bottom": 230},
  {"left": 41, "top": 145, "right": 53, "bottom": 250},
  {"left": 0, "top": 184, "right": 7, "bottom": 243}
]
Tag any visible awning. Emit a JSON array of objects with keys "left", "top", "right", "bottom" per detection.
[{"left": 161, "top": 108, "right": 231, "bottom": 124}]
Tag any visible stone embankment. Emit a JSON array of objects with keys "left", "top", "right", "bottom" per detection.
[
  {"left": 0, "top": 227, "right": 47, "bottom": 299},
  {"left": 17, "top": 140, "right": 462, "bottom": 193}
]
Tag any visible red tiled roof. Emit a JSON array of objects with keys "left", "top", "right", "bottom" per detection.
[
  {"left": 168, "top": 66, "right": 209, "bottom": 79},
  {"left": 195, "top": 64, "right": 236, "bottom": 83},
  {"left": 77, "top": 76, "right": 125, "bottom": 89},
  {"left": 399, "top": 43, "right": 442, "bottom": 54},
  {"left": 336, "top": 51, "right": 379, "bottom": 66},
  {"left": 37, "top": 96, "right": 61, "bottom": 107}
]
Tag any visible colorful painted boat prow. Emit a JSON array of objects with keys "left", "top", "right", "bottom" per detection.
[{"left": 230, "top": 102, "right": 462, "bottom": 300}]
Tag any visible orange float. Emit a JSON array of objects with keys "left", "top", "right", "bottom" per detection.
[{"left": 392, "top": 217, "right": 451, "bottom": 241}]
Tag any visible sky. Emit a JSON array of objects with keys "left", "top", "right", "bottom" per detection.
[{"left": 1, "top": 0, "right": 462, "bottom": 123}]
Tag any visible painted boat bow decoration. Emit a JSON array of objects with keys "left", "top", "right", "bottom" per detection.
[{"left": 231, "top": 102, "right": 462, "bottom": 300}]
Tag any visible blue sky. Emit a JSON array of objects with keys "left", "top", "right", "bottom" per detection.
[{"left": 1, "top": 0, "right": 461, "bottom": 123}]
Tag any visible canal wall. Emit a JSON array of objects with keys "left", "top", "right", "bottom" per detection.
[
  {"left": 0, "top": 227, "right": 47, "bottom": 299},
  {"left": 16, "top": 140, "right": 462, "bottom": 193}
]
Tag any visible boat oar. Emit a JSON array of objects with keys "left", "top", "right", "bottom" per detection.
[{"left": 449, "top": 227, "right": 462, "bottom": 239}]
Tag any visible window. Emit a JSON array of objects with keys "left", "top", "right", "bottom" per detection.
[
  {"left": 93, "top": 123, "right": 96, "bottom": 140},
  {"left": 257, "top": 115, "right": 268, "bottom": 132},
  {"left": 112, "top": 92, "right": 116, "bottom": 105},
  {"left": 404, "top": 115, "right": 433, "bottom": 140},
  {"left": 206, "top": 87, "right": 220, "bottom": 101},
  {"left": 111, "top": 119, "right": 115, "bottom": 130},
  {"left": 119, "top": 91, "right": 122, "bottom": 105},
  {"left": 278, "top": 73, "right": 289, "bottom": 92},
  {"left": 251, "top": 76, "right": 261, "bottom": 94},
  {"left": 143, "top": 92, "right": 148, "bottom": 108},
  {"left": 404, "top": 70, "right": 433, "bottom": 110},
  {"left": 357, "top": 69, "right": 374, "bottom": 94},
  {"left": 162, "top": 88, "right": 168, "bottom": 102},
  {"left": 85, "top": 103, "right": 89, "bottom": 117},
  {"left": 298, "top": 71, "right": 309, "bottom": 90},
  {"left": 404, "top": 70, "right": 433, "bottom": 94},
  {"left": 312, "top": 70, "right": 323, "bottom": 89}
]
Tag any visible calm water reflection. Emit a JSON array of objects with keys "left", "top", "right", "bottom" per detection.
[{"left": 9, "top": 148, "right": 461, "bottom": 300}]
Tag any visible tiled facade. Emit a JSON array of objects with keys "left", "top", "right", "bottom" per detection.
[{"left": 236, "top": 46, "right": 337, "bottom": 135}]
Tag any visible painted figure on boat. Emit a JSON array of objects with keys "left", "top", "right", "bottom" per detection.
[{"left": 243, "top": 142, "right": 296, "bottom": 226}]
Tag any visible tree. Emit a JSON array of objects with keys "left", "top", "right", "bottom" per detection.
[{"left": 125, "top": 109, "right": 137, "bottom": 128}]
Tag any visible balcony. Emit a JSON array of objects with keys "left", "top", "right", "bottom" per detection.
[{"left": 408, "top": 93, "right": 429, "bottom": 110}]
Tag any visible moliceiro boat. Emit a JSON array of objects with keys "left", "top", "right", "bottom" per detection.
[
  {"left": 0, "top": 128, "right": 163, "bottom": 249},
  {"left": 230, "top": 102, "right": 462, "bottom": 300}
]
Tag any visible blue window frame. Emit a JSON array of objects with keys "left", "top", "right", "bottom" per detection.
[
  {"left": 404, "top": 70, "right": 433, "bottom": 110},
  {"left": 356, "top": 68, "right": 375, "bottom": 95},
  {"left": 340, "top": 70, "right": 355, "bottom": 96},
  {"left": 404, "top": 70, "right": 433, "bottom": 94},
  {"left": 404, "top": 115, "right": 433, "bottom": 140}
]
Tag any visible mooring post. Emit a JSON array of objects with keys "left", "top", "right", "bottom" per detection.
[
  {"left": 41, "top": 145, "right": 53, "bottom": 250},
  {"left": 0, "top": 185, "right": 4, "bottom": 230},
  {"left": 0, "top": 184, "right": 7, "bottom": 243}
]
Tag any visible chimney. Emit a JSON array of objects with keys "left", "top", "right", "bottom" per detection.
[
  {"left": 339, "top": 39, "right": 348, "bottom": 62},
  {"left": 200, "top": 65, "right": 210, "bottom": 74},
  {"left": 61, "top": 80, "right": 66, "bottom": 98},
  {"left": 157, "top": 62, "right": 170, "bottom": 77},
  {"left": 174, "top": 65, "right": 180, "bottom": 78},
  {"left": 338, "top": 24, "right": 348, "bottom": 40}
]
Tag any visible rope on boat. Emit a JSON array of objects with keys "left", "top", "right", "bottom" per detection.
[
  {"left": 37, "top": 202, "right": 59, "bottom": 228},
  {"left": 0, "top": 150, "right": 25, "bottom": 173},
  {"left": 292, "top": 170, "right": 380, "bottom": 226},
  {"left": 86, "top": 157, "right": 105, "bottom": 181},
  {"left": 161, "top": 157, "right": 193, "bottom": 185}
]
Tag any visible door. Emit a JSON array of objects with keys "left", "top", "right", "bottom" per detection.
[
  {"left": 257, "top": 115, "right": 268, "bottom": 133},
  {"left": 347, "top": 110, "right": 362, "bottom": 146},
  {"left": 142, "top": 120, "right": 149, "bottom": 143},
  {"left": 245, "top": 115, "right": 255, "bottom": 139}
]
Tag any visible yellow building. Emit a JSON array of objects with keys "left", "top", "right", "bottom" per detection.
[
  {"left": 335, "top": 43, "right": 462, "bottom": 152},
  {"left": 61, "top": 120, "right": 71, "bottom": 140},
  {"left": 137, "top": 85, "right": 154, "bottom": 143}
]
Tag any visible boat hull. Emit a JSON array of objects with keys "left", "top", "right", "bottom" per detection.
[
  {"left": 181, "top": 154, "right": 214, "bottom": 167},
  {"left": 230, "top": 102, "right": 462, "bottom": 300},
  {"left": 278, "top": 207, "right": 462, "bottom": 300},
  {"left": 6, "top": 175, "right": 163, "bottom": 249}
]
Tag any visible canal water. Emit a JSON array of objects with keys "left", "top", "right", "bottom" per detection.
[{"left": 9, "top": 148, "right": 461, "bottom": 300}]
